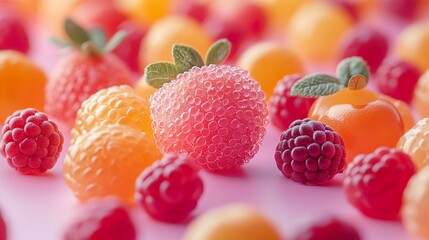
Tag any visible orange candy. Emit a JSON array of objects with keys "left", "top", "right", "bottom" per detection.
[
  {"left": 380, "top": 95, "right": 415, "bottom": 132},
  {"left": 38, "top": 0, "right": 81, "bottom": 38},
  {"left": 288, "top": 1, "right": 354, "bottom": 62},
  {"left": 236, "top": 42, "right": 304, "bottom": 101},
  {"left": 115, "top": 0, "right": 172, "bottom": 26},
  {"left": 64, "top": 124, "right": 161, "bottom": 204},
  {"left": 397, "top": 118, "right": 429, "bottom": 170},
  {"left": 413, "top": 70, "right": 429, "bottom": 119},
  {"left": 139, "top": 15, "right": 212, "bottom": 70},
  {"left": 135, "top": 78, "right": 157, "bottom": 103},
  {"left": 0, "top": 50, "right": 47, "bottom": 123},
  {"left": 396, "top": 21, "right": 429, "bottom": 72},
  {"left": 309, "top": 88, "right": 405, "bottom": 164}
]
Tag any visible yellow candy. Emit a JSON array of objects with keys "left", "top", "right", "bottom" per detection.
[
  {"left": 396, "top": 21, "right": 429, "bottom": 72},
  {"left": 397, "top": 118, "right": 429, "bottom": 170},
  {"left": 115, "top": 0, "right": 172, "bottom": 26},
  {"left": 288, "top": 1, "right": 354, "bottom": 62},
  {"left": 183, "top": 204, "right": 281, "bottom": 240},
  {"left": 402, "top": 165, "right": 429, "bottom": 240},
  {"left": 413, "top": 70, "right": 429, "bottom": 119},
  {"left": 237, "top": 42, "right": 303, "bottom": 101}
]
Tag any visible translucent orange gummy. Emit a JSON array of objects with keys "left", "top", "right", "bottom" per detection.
[
  {"left": 396, "top": 22, "right": 429, "bottom": 72},
  {"left": 413, "top": 70, "right": 429, "bottom": 119}
]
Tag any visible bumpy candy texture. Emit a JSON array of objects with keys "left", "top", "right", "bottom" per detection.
[
  {"left": 376, "top": 60, "right": 421, "bottom": 103},
  {"left": 397, "top": 118, "right": 429, "bottom": 170},
  {"left": 274, "top": 118, "right": 346, "bottom": 185},
  {"left": 72, "top": 85, "right": 152, "bottom": 143},
  {"left": 270, "top": 74, "right": 315, "bottom": 131},
  {"left": 45, "top": 52, "right": 133, "bottom": 128},
  {"left": 0, "top": 10, "right": 29, "bottom": 53},
  {"left": 64, "top": 197, "right": 136, "bottom": 240},
  {"left": 343, "top": 147, "right": 416, "bottom": 220},
  {"left": 338, "top": 26, "right": 388, "bottom": 73},
  {"left": 150, "top": 65, "right": 268, "bottom": 171},
  {"left": 0, "top": 211, "right": 5, "bottom": 240},
  {"left": 135, "top": 154, "right": 204, "bottom": 223},
  {"left": 0, "top": 108, "right": 64, "bottom": 174},
  {"left": 293, "top": 218, "right": 361, "bottom": 240},
  {"left": 64, "top": 124, "right": 161, "bottom": 204},
  {"left": 402, "top": 165, "right": 429, "bottom": 240}
]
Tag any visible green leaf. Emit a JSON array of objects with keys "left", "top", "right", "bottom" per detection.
[
  {"left": 103, "top": 30, "right": 127, "bottom": 53},
  {"left": 144, "top": 62, "right": 180, "bottom": 89},
  {"left": 205, "top": 39, "right": 231, "bottom": 65},
  {"left": 336, "top": 57, "right": 370, "bottom": 86},
  {"left": 48, "top": 36, "right": 71, "bottom": 47},
  {"left": 64, "top": 19, "right": 90, "bottom": 46},
  {"left": 291, "top": 74, "right": 343, "bottom": 97},
  {"left": 89, "top": 27, "right": 107, "bottom": 50},
  {"left": 172, "top": 44, "right": 204, "bottom": 73}
]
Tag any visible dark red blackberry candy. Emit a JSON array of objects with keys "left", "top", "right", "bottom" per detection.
[
  {"left": 343, "top": 147, "right": 416, "bottom": 220},
  {"left": 275, "top": 118, "right": 346, "bottom": 185},
  {"left": 0, "top": 108, "right": 64, "bottom": 174},
  {"left": 135, "top": 154, "right": 204, "bottom": 223},
  {"left": 270, "top": 74, "right": 316, "bottom": 131},
  {"left": 64, "top": 197, "right": 136, "bottom": 240},
  {"left": 293, "top": 217, "right": 361, "bottom": 240},
  {"left": 375, "top": 59, "right": 421, "bottom": 103}
]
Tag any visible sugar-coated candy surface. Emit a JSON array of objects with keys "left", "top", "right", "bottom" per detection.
[
  {"left": 402, "top": 165, "right": 429, "bottom": 240},
  {"left": 293, "top": 217, "right": 361, "bottom": 240},
  {"left": 275, "top": 118, "right": 346, "bottom": 185},
  {"left": 0, "top": 108, "right": 64, "bottom": 174},
  {"left": 72, "top": 85, "right": 152, "bottom": 143},
  {"left": 0, "top": 211, "right": 5, "bottom": 240},
  {"left": 338, "top": 26, "right": 388, "bottom": 73},
  {"left": 64, "top": 197, "right": 136, "bottom": 240},
  {"left": 397, "top": 118, "right": 429, "bottom": 170},
  {"left": 64, "top": 124, "right": 161, "bottom": 204},
  {"left": 413, "top": 70, "right": 429, "bottom": 118},
  {"left": 150, "top": 65, "right": 268, "bottom": 171},
  {"left": 270, "top": 74, "right": 315, "bottom": 131},
  {"left": 343, "top": 147, "right": 416, "bottom": 220},
  {"left": 183, "top": 204, "right": 281, "bottom": 240},
  {"left": 135, "top": 154, "right": 204, "bottom": 223},
  {"left": 45, "top": 52, "right": 133, "bottom": 128},
  {"left": 0, "top": 9, "right": 29, "bottom": 53}
]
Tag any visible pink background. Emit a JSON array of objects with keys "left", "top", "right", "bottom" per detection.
[{"left": 0, "top": 23, "right": 418, "bottom": 240}]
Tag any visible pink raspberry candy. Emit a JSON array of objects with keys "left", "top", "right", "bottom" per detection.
[
  {"left": 343, "top": 147, "right": 416, "bottom": 220},
  {"left": 0, "top": 210, "right": 6, "bottom": 240},
  {"left": 270, "top": 74, "right": 316, "bottom": 131},
  {"left": 135, "top": 154, "right": 204, "bottom": 223},
  {"left": 150, "top": 65, "right": 268, "bottom": 171},
  {"left": 0, "top": 9, "right": 29, "bottom": 53},
  {"left": 64, "top": 197, "right": 136, "bottom": 240},
  {"left": 0, "top": 108, "right": 64, "bottom": 174},
  {"left": 293, "top": 217, "right": 361, "bottom": 240},
  {"left": 275, "top": 118, "right": 346, "bottom": 185}
]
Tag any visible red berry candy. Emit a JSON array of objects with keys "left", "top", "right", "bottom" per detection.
[
  {"left": 0, "top": 9, "right": 29, "bottom": 53},
  {"left": 135, "top": 154, "right": 204, "bottom": 223},
  {"left": 343, "top": 147, "right": 416, "bottom": 220},
  {"left": 64, "top": 197, "right": 136, "bottom": 240},
  {"left": 175, "top": 0, "right": 208, "bottom": 22},
  {"left": 275, "top": 118, "right": 346, "bottom": 185},
  {"left": 0, "top": 211, "right": 6, "bottom": 240},
  {"left": 380, "top": 0, "right": 417, "bottom": 20},
  {"left": 375, "top": 59, "right": 421, "bottom": 103},
  {"left": 328, "top": 0, "right": 359, "bottom": 21},
  {"left": 112, "top": 21, "right": 146, "bottom": 73},
  {"left": 0, "top": 108, "right": 64, "bottom": 174},
  {"left": 293, "top": 217, "right": 361, "bottom": 240},
  {"left": 338, "top": 26, "right": 388, "bottom": 73},
  {"left": 270, "top": 74, "right": 316, "bottom": 131}
]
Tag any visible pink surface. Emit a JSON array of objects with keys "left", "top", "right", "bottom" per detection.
[{"left": 0, "top": 22, "right": 417, "bottom": 240}]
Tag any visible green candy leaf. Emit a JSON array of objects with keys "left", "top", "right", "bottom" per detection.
[
  {"left": 205, "top": 39, "right": 231, "bottom": 65},
  {"left": 291, "top": 74, "right": 343, "bottom": 97},
  {"left": 89, "top": 27, "right": 107, "bottom": 50},
  {"left": 103, "top": 30, "right": 127, "bottom": 53},
  {"left": 48, "top": 37, "right": 71, "bottom": 47},
  {"left": 336, "top": 57, "right": 370, "bottom": 86},
  {"left": 144, "top": 62, "right": 180, "bottom": 89},
  {"left": 172, "top": 44, "right": 204, "bottom": 73},
  {"left": 64, "top": 19, "right": 90, "bottom": 46}
]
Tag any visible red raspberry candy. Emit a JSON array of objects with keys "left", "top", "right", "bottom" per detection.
[
  {"left": 135, "top": 154, "right": 204, "bottom": 223},
  {"left": 343, "top": 147, "right": 416, "bottom": 220},
  {"left": 275, "top": 118, "right": 346, "bottom": 185},
  {"left": 0, "top": 9, "right": 29, "bottom": 53},
  {"left": 64, "top": 197, "right": 136, "bottom": 240},
  {"left": 338, "top": 26, "right": 388, "bottom": 73},
  {"left": 270, "top": 74, "right": 316, "bottom": 131},
  {"left": 0, "top": 211, "right": 6, "bottom": 240},
  {"left": 375, "top": 59, "right": 421, "bottom": 103},
  {"left": 293, "top": 217, "right": 361, "bottom": 240},
  {"left": 0, "top": 108, "right": 64, "bottom": 174}
]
